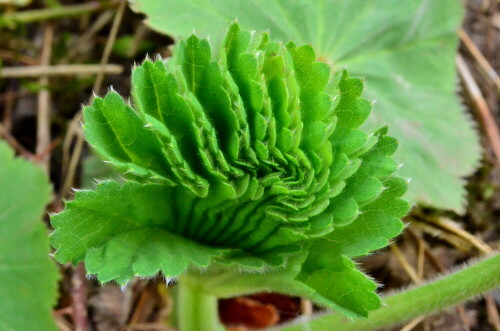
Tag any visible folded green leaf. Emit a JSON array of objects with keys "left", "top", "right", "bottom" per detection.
[
  {"left": 51, "top": 23, "right": 410, "bottom": 318},
  {"left": 129, "top": 0, "right": 480, "bottom": 213}
]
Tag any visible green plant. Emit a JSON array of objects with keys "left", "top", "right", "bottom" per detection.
[
  {"left": 51, "top": 23, "right": 410, "bottom": 330},
  {"left": 129, "top": 0, "right": 481, "bottom": 213},
  {"left": 279, "top": 253, "right": 500, "bottom": 331},
  {"left": 0, "top": 141, "right": 59, "bottom": 331}
]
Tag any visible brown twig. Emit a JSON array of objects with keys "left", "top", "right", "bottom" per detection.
[
  {"left": 416, "top": 238, "right": 425, "bottom": 280},
  {"left": 407, "top": 229, "right": 472, "bottom": 330},
  {"left": 459, "top": 29, "right": 500, "bottom": 95},
  {"left": 60, "top": 112, "right": 82, "bottom": 193},
  {"left": 127, "top": 324, "right": 174, "bottom": 331},
  {"left": 128, "top": 24, "right": 149, "bottom": 58},
  {"left": 390, "top": 243, "right": 421, "bottom": 284},
  {"left": 0, "top": 48, "right": 40, "bottom": 65},
  {"left": 60, "top": 0, "right": 127, "bottom": 199},
  {"left": 300, "top": 299, "right": 313, "bottom": 316},
  {"left": 486, "top": 295, "right": 500, "bottom": 331},
  {"left": 61, "top": 6, "right": 128, "bottom": 328},
  {"left": 2, "top": 85, "right": 15, "bottom": 132},
  {"left": 91, "top": 0, "right": 127, "bottom": 99},
  {"left": 63, "top": 10, "right": 115, "bottom": 63},
  {"left": 36, "top": 22, "right": 54, "bottom": 174},
  {"left": 0, "top": 123, "right": 33, "bottom": 158},
  {"left": 484, "top": 0, "right": 496, "bottom": 63},
  {"left": 390, "top": 243, "right": 422, "bottom": 331},
  {"left": 410, "top": 219, "right": 473, "bottom": 252},
  {"left": 53, "top": 313, "right": 73, "bottom": 331},
  {"left": 33, "top": 137, "right": 61, "bottom": 163},
  {"left": 1, "top": 64, "right": 124, "bottom": 78},
  {"left": 407, "top": 229, "right": 445, "bottom": 271},
  {"left": 399, "top": 316, "right": 425, "bottom": 331},
  {"left": 415, "top": 211, "right": 494, "bottom": 254},
  {"left": 457, "top": 55, "right": 500, "bottom": 164},
  {"left": 72, "top": 263, "right": 90, "bottom": 331},
  {"left": 61, "top": 128, "right": 84, "bottom": 208},
  {"left": 1, "top": 1, "right": 117, "bottom": 25},
  {"left": 0, "top": 89, "right": 32, "bottom": 102}
]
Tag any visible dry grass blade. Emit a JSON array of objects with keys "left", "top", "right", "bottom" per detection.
[
  {"left": 416, "top": 238, "right": 425, "bottom": 280},
  {"left": 399, "top": 316, "right": 425, "bottom": 331},
  {"left": 0, "top": 48, "right": 39, "bottom": 65},
  {"left": 415, "top": 211, "right": 494, "bottom": 254},
  {"left": 486, "top": 295, "right": 500, "bottom": 331},
  {"left": 300, "top": 299, "right": 313, "bottom": 316},
  {"left": 390, "top": 243, "right": 421, "bottom": 284},
  {"left": 0, "top": 64, "right": 123, "bottom": 78},
  {"left": 459, "top": 29, "right": 500, "bottom": 95},
  {"left": 36, "top": 23, "right": 54, "bottom": 174},
  {"left": 390, "top": 243, "right": 423, "bottom": 331},
  {"left": 61, "top": 130, "right": 84, "bottom": 198},
  {"left": 91, "top": 0, "right": 127, "bottom": 99},
  {"left": 457, "top": 55, "right": 500, "bottom": 164},
  {"left": 60, "top": 4, "right": 128, "bottom": 329},
  {"left": 407, "top": 229, "right": 472, "bottom": 330},
  {"left": 0, "top": 123, "right": 33, "bottom": 158},
  {"left": 127, "top": 324, "right": 175, "bottom": 331},
  {"left": 61, "top": 0, "right": 127, "bottom": 199},
  {"left": 63, "top": 10, "right": 115, "bottom": 63},
  {"left": 1, "top": 1, "right": 117, "bottom": 25},
  {"left": 72, "top": 263, "right": 90, "bottom": 331},
  {"left": 410, "top": 220, "right": 473, "bottom": 252}
]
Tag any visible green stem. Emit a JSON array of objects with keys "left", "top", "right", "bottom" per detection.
[
  {"left": 177, "top": 277, "right": 224, "bottom": 331},
  {"left": 278, "top": 253, "right": 500, "bottom": 331}
]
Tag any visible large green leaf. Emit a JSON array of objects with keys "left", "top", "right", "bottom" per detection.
[
  {"left": 51, "top": 24, "right": 409, "bottom": 318},
  {"left": 0, "top": 141, "right": 59, "bottom": 331},
  {"left": 129, "top": 0, "right": 480, "bottom": 213}
]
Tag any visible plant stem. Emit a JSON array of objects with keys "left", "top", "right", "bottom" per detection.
[
  {"left": 278, "top": 253, "right": 500, "bottom": 331},
  {"left": 177, "top": 277, "right": 224, "bottom": 331}
]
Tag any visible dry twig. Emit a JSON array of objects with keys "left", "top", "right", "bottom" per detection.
[
  {"left": 1, "top": 1, "right": 117, "bottom": 25},
  {"left": 407, "top": 229, "right": 472, "bottom": 330},
  {"left": 486, "top": 295, "right": 500, "bottom": 331},
  {"left": 414, "top": 211, "right": 494, "bottom": 255},
  {"left": 72, "top": 263, "right": 90, "bottom": 331},
  {"left": 457, "top": 55, "right": 500, "bottom": 164},
  {"left": 390, "top": 243, "right": 422, "bottom": 331},
  {"left": 390, "top": 243, "right": 421, "bottom": 284},
  {"left": 0, "top": 48, "right": 39, "bottom": 65},
  {"left": 459, "top": 29, "right": 500, "bottom": 95},
  {"left": 36, "top": 23, "right": 54, "bottom": 174},
  {"left": 58, "top": 4, "right": 128, "bottom": 330},
  {"left": 63, "top": 10, "right": 115, "bottom": 63},
  {"left": 0, "top": 123, "right": 33, "bottom": 158},
  {"left": 60, "top": 0, "right": 127, "bottom": 199},
  {"left": 1, "top": 64, "right": 123, "bottom": 78},
  {"left": 91, "top": 0, "right": 127, "bottom": 98}
]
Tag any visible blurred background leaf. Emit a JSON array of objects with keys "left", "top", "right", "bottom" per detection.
[
  {"left": 129, "top": 0, "right": 481, "bottom": 213},
  {"left": 0, "top": 140, "right": 59, "bottom": 331}
]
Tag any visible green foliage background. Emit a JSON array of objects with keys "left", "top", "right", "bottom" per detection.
[
  {"left": 130, "top": 0, "right": 481, "bottom": 213},
  {"left": 0, "top": 141, "right": 58, "bottom": 331}
]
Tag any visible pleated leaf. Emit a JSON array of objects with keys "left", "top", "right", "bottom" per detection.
[
  {"left": 129, "top": 0, "right": 480, "bottom": 213},
  {"left": 51, "top": 23, "right": 409, "bottom": 318}
]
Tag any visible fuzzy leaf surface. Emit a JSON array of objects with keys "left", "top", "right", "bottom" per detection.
[
  {"left": 52, "top": 24, "right": 409, "bottom": 318},
  {"left": 129, "top": 0, "right": 480, "bottom": 212},
  {"left": 0, "top": 141, "right": 59, "bottom": 331}
]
